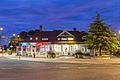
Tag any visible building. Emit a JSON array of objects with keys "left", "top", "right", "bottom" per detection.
[{"left": 17, "top": 28, "right": 91, "bottom": 57}]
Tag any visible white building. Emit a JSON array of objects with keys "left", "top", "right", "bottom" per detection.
[{"left": 17, "top": 29, "right": 91, "bottom": 57}]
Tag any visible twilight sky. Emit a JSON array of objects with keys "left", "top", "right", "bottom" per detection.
[{"left": 0, "top": 0, "right": 120, "bottom": 37}]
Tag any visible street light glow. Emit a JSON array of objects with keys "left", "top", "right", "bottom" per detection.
[
  {"left": 0, "top": 27, "right": 3, "bottom": 31},
  {"left": 119, "top": 30, "right": 120, "bottom": 34},
  {"left": 13, "top": 34, "right": 16, "bottom": 36},
  {"left": 17, "top": 35, "right": 20, "bottom": 37}
]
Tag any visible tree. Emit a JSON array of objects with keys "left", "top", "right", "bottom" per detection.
[
  {"left": 84, "top": 13, "right": 119, "bottom": 56},
  {"left": 19, "top": 31, "right": 28, "bottom": 39},
  {"left": 28, "top": 30, "right": 35, "bottom": 36}
]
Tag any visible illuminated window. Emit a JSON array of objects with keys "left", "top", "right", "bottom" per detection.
[
  {"left": 36, "top": 37, "right": 38, "bottom": 40},
  {"left": 61, "top": 38, "right": 67, "bottom": 40},
  {"left": 30, "top": 37, "right": 32, "bottom": 40},
  {"left": 21, "top": 43, "right": 28, "bottom": 46},
  {"left": 57, "top": 38, "right": 60, "bottom": 40},
  {"left": 42, "top": 38, "right": 48, "bottom": 40},
  {"left": 68, "top": 38, "right": 74, "bottom": 40}
]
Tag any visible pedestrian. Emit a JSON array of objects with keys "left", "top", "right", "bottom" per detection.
[
  {"left": 33, "top": 53, "right": 35, "bottom": 58},
  {"left": 33, "top": 50, "right": 35, "bottom": 58}
]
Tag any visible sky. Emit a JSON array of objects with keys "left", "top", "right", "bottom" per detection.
[{"left": 0, "top": 0, "right": 120, "bottom": 37}]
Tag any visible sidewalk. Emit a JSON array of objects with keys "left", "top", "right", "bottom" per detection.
[{"left": 1, "top": 54, "right": 120, "bottom": 64}]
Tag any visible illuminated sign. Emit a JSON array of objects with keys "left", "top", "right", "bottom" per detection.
[
  {"left": 36, "top": 42, "right": 44, "bottom": 46},
  {"left": 30, "top": 43, "right": 36, "bottom": 45},
  {"left": 21, "top": 43, "right": 28, "bottom": 46}
]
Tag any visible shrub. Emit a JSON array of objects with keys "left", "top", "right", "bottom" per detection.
[
  {"left": 113, "top": 50, "right": 120, "bottom": 56},
  {"left": 47, "top": 51, "right": 56, "bottom": 58},
  {"left": 8, "top": 51, "right": 12, "bottom": 55},
  {"left": 84, "top": 53, "right": 90, "bottom": 56},
  {"left": 74, "top": 50, "right": 84, "bottom": 58}
]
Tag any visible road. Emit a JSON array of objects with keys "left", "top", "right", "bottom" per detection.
[{"left": 0, "top": 57, "right": 120, "bottom": 80}]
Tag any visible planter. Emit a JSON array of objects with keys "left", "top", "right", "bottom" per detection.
[
  {"left": 95, "top": 56, "right": 110, "bottom": 59},
  {"left": 8, "top": 51, "right": 12, "bottom": 55},
  {"left": 47, "top": 51, "right": 56, "bottom": 58},
  {"left": 74, "top": 50, "right": 84, "bottom": 59}
]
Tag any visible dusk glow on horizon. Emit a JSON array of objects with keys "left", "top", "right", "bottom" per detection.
[{"left": 0, "top": 0, "right": 120, "bottom": 36}]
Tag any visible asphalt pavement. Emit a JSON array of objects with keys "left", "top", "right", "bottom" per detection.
[
  {"left": 0, "top": 55, "right": 120, "bottom": 80},
  {"left": 1, "top": 54, "right": 120, "bottom": 64}
]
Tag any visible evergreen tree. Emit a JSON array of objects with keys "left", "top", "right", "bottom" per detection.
[{"left": 84, "top": 13, "right": 119, "bottom": 56}]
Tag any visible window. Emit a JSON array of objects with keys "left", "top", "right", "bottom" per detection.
[
  {"left": 36, "top": 37, "right": 38, "bottom": 40},
  {"left": 61, "top": 38, "right": 67, "bottom": 40},
  {"left": 68, "top": 38, "right": 74, "bottom": 40},
  {"left": 30, "top": 37, "right": 32, "bottom": 40},
  {"left": 42, "top": 38, "right": 48, "bottom": 40},
  {"left": 57, "top": 38, "right": 60, "bottom": 40},
  {"left": 81, "top": 47, "right": 85, "bottom": 53}
]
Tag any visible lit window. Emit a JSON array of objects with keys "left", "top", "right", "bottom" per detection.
[
  {"left": 36, "top": 37, "right": 38, "bottom": 40},
  {"left": 57, "top": 38, "right": 60, "bottom": 40},
  {"left": 61, "top": 38, "right": 67, "bottom": 40},
  {"left": 42, "top": 38, "right": 48, "bottom": 40},
  {"left": 30, "top": 37, "right": 32, "bottom": 40},
  {"left": 68, "top": 38, "right": 74, "bottom": 40}
]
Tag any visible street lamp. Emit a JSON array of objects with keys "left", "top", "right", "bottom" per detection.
[
  {"left": 0, "top": 27, "right": 3, "bottom": 55},
  {"left": 119, "top": 30, "right": 120, "bottom": 34},
  {"left": 0, "top": 28, "right": 3, "bottom": 31},
  {"left": 0, "top": 27, "right": 3, "bottom": 46},
  {"left": 13, "top": 34, "right": 16, "bottom": 37}
]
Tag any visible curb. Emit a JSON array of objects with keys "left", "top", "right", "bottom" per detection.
[{"left": 2, "top": 55, "right": 120, "bottom": 65}]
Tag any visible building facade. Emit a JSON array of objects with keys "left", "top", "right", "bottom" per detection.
[{"left": 17, "top": 29, "right": 91, "bottom": 57}]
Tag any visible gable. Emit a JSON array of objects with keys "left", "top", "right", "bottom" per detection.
[{"left": 57, "top": 30, "right": 74, "bottom": 38}]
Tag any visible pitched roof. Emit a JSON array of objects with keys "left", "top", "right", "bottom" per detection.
[{"left": 21, "top": 30, "right": 85, "bottom": 43}]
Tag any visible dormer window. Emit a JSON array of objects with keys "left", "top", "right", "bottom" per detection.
[
  {"left": 30, "top": 37, "right": 32, "bottom": 40},
  {"left": 42, "top": 38, "right": 48, "bottom": 40},
  {"left": 57, "top": 38, "right": 60, "bottom": 40},
  {"left": 36, "top": 37, "right": 38, "bottom": 40},
  {"left": 61, "top": 38, "right": 67, "bottom": 40},
  {"left": 68, "top": 38, "right": 74, "bottom": 40}
]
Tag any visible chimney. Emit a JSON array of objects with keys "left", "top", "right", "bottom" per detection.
[
  {"left": 40, "top": 25, "right": 42, "bottom": 32},
  {"left": 73, "top": 28, "right": 77, "bottom": 31}
]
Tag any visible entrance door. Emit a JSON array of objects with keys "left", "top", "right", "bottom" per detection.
[{"left": 62, "top": 45, "right": 69, "bottom": 55}]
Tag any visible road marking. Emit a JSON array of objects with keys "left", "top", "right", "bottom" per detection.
[
  {"left": 13, "top": 64, "right": 22, "bottom": 66},
  {"left": 0, "top": 68, "right": 12, "bottom": 70},
  {"left": 96, "top": 67, "right": 105, "bottom": 69},
  {"left": 59, "top": 67, "right": 70, "bottom": 69},
  {"left": 78, "top": 67, "right": 88, "bottom": 69},
  {"left": 22, "top": 68, "right": 32, "bottom": 70}
]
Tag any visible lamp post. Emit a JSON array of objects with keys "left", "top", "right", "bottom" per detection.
[
  {"left": 0, "top": 27, "right": 3, "bottom": 31},
  {"left": 0, "top": 27, "right": 3, "bottom": 56},
  {"left": 13, "top": 34, "right": 16, "bottom": 37},
  {"left": 118, "top": 30, "right": 120, "bottom": 45},
  {"left": 0, "top": 27, "right": 3, "bottom": 46}
]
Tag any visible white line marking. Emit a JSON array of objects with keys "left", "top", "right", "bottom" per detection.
[
  {"left": 96, "top": 67, "right": 105, "bottom": 69},
  {"left": 0, "top": 68, "right": 12, "bottom": 70},
  {"left": 59, "top": 67, "right": 70, "bottom": 69},
  {"left": 78, "top": 67, "right": 88, "bottom": 69},
  {"left": 22, "top": 68, "right": 32, "bottom": 70}
]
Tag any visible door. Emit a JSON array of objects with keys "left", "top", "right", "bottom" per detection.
[{"left": 62, "top": 45, "right": 69, "bottom": 55}]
